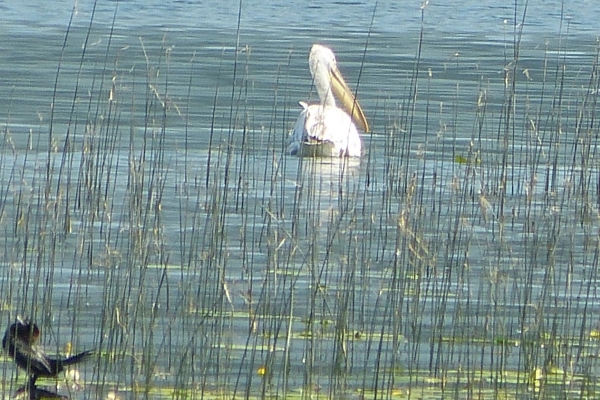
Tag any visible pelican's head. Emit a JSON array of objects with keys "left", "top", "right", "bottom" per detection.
[{"left": 309, "top": 44, "right": 369, "bottom": 132}]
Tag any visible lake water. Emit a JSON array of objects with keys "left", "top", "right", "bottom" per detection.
[{"left": 1, "top": 0, "right": 600, "bottom": 398}]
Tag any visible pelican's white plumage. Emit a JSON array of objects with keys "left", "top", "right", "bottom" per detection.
[{"left": 289, "top": 44, "right": 369, "bottom": 157}]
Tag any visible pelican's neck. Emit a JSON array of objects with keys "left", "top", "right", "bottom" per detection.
[{"left": 310, "top": 55, "right": 336, "bottom": 107}]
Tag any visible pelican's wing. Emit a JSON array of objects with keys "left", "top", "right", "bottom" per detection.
[
  {"left": 290, "top": 102, "right": 361, "bottom": 157},
  {"left": 288, "top": 101, "right": 310, "bottom": 155}
]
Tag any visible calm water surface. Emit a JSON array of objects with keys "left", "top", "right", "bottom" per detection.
[{"left": 1, "top": 1, "right": 600, "bottom": 398}]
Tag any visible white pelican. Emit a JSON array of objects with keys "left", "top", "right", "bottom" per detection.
[{"left": 289, "top": 44, "right": 369, "bottom": 157}]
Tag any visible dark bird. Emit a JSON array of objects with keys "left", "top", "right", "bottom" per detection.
[{"left": 2, "top": 317, "right": 94, "bottom": 386}]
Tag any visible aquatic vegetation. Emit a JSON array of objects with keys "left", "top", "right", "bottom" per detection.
[{"left": 1, "top": 0, "right": 600, "bottom": 399}]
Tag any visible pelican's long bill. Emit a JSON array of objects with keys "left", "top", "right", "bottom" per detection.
[
  {"left": 328, "top": 62, "right": 369, "bottom": 133},
  {"left": 289, "top": 44, "right": 369, "bottom": 157}
]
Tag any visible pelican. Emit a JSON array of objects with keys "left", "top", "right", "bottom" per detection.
[{"left": 289, "top": 44, "right": 369, "bottom": 157}]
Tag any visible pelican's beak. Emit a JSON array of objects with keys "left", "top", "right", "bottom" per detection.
[{"left": 329, "top": 65, "right": 370, "bottom": 133}]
